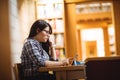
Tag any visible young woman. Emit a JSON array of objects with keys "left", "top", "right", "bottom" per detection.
[{"left": 21, "top": 19, "right": 72, "bottom": 80}]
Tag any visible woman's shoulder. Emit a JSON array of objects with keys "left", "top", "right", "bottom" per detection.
[
  {"left": 26, "top": 38, "right": 37, "bottom": 42},
  {"left": 24, "top": 38, "right": 38, "bottom": 45},
  {"left": 25, "top": 38, "right": 42, "bottom": 46}
]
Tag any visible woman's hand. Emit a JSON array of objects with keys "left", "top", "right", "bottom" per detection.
[
  {"left": 60, "top": 59, "right": 69, "bottom": 66},
  {"left": 49, "top": 35, "right": 55, "bottom": 47},
  {"left": 68, "top": 57, "right": 74, "bottom": 65},
  {"left": 61, "top": 57, "right": 74, "bottom": 66}
]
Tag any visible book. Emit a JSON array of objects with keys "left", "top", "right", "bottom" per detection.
[
  {"left": 55, "top": 19, "right": 64, "bottom": 33},
  {"left": 55, "top": 34, "right": 64, "bottom": 47},
  {"left": 37, "top": 5, "right": 46, "bottom": 18}
]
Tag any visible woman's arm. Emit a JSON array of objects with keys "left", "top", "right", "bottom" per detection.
[
  {"left": 45, "top": 59, "right": 69, "bottom": 67},
  {"left": 45, "top": 60, "right": 63, "bottom": 67},
  {"left": 49, "top": 44, "right": 57, "bottom": 60}
]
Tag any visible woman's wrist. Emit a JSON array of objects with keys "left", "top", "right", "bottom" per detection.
[{"left": 49, "top": 44, "right": 56, "bottom": 50}]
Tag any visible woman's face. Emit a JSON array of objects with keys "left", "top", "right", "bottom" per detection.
[{"left": 35, "top": 27, "right": 50, "bottom": 42}]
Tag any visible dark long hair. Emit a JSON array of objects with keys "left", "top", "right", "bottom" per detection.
[
  {"left": 28, "top": 19, "right": 52, "bottom": 54},
  {"left": 28, "top": 19, "right": 52, "bottom": 38}
]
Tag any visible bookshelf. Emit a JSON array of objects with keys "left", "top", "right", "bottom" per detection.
[{"left": 36, "top": 0, "right": 65, "bottom": 60}]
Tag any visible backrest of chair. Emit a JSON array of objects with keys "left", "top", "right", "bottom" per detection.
[
  {"left": 13, "top": 63, "right": 24, "bottom": 80},
  {"left": 85, "top": 56, "right": 120, "bottom": 80}
]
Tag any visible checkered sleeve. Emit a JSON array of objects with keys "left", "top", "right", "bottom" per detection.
[{"left": 24, "top": 41, "right": 47, "bottom": 67}]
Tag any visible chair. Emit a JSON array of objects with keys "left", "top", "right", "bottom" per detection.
[
  {"left": 13, "top": 63, "right": 24, "bottom": 80},
  {"left": 85, "top": 56, "right": 120, "bottom": 80}
]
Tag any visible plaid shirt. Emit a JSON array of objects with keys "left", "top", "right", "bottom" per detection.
[{"left": 21, "top": 38, "right": 50, "bottom": 77}]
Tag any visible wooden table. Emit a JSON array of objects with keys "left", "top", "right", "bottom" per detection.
[{"left": 38, "top": 65, "right": 86, "bottom": 80}]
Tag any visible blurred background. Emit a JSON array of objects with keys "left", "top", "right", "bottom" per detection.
[{"left": 0, "top": 0, "right": 120, "bottom": 80}]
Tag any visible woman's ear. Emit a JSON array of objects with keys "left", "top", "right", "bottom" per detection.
[{"left": 36, "top": 28, "right": 40, "bottom": 33}]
